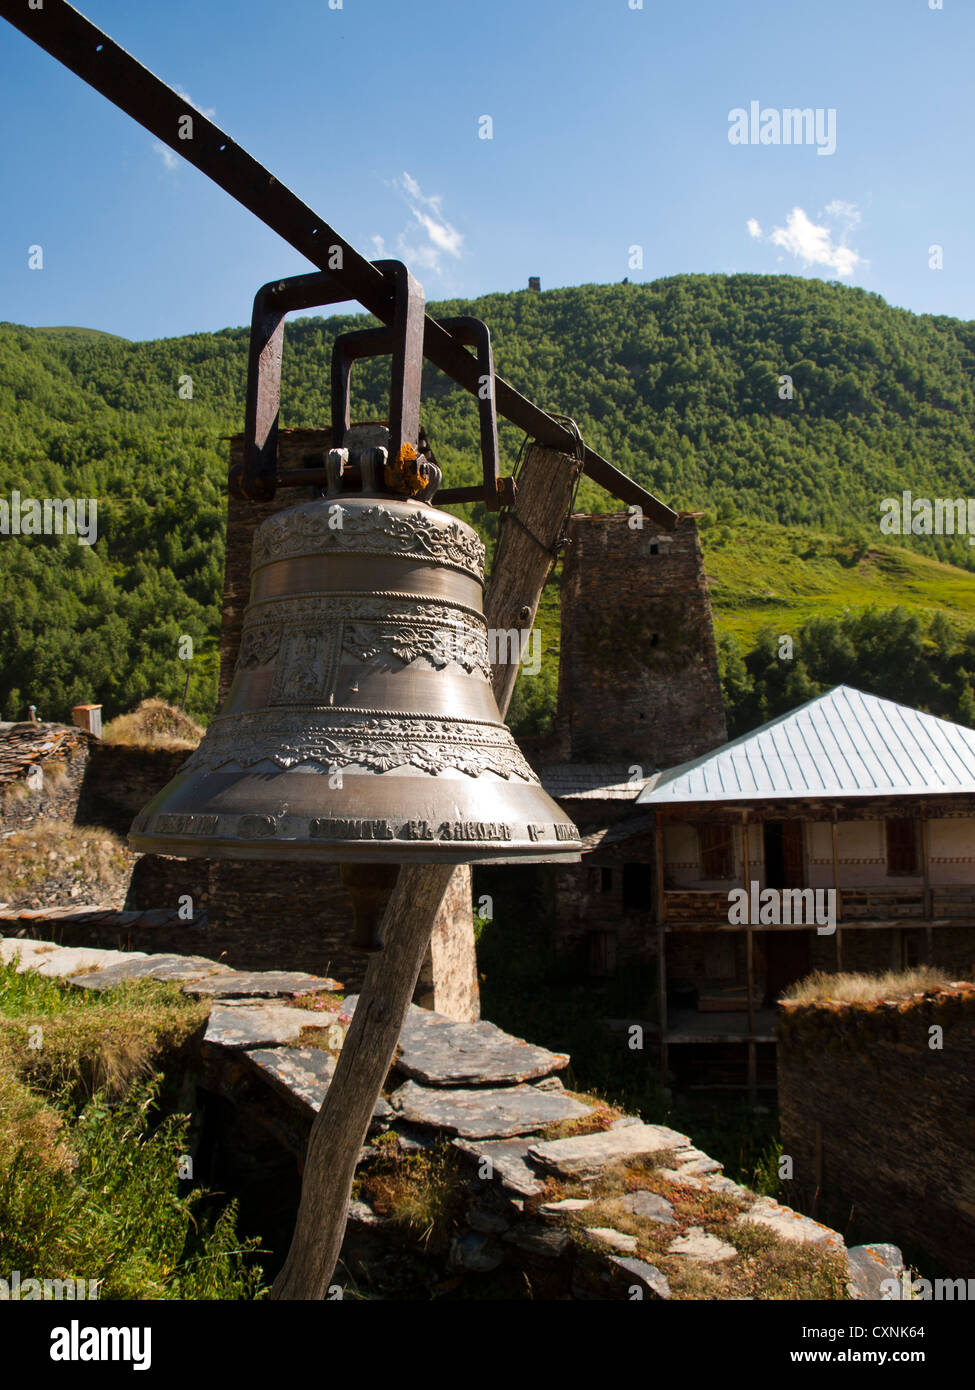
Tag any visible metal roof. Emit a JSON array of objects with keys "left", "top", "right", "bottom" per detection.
[
  {"left": 538, "top": 764, "right": 650, "bottom": 800},
  {"left": 636, "top": 686, "right": 975, "bottom": 805}
]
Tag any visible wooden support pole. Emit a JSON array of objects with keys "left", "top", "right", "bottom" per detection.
[
  {"left": 742, "top": 811, "right": 756, "bottom": 1107},
  {"left": 921, "top": 804, "right": 933, "bottom": 963},
  {"left": 831, "top": 814, "right": 843, "bottom": 973},
  {"left": 654, "top": 814, "right": 668, "bottom": 1087},
  {"left": 656, "top": 923, "right": 668, "bottom": 1090},
  {"left": 271, "top": 442, "right": 583, "bottom": 1300}
]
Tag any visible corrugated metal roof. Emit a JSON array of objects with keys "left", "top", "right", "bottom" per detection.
[
  {"left": 637, "top": 686, "right": 975, "bottom": 805},
  {"left": 538, "top": 764, "right": 650, "bottom": 800}
]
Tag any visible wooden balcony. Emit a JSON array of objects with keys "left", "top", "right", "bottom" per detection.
[{"left": 661, "top": 885, "right": 975, "bottom": 930}]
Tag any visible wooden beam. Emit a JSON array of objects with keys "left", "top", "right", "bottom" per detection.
[
  {"left": 270, "top": 442, "right": 582, "bottom": 1300},
  {"left": 656, "top": 924, "right": 668, "bottom": 1089}
]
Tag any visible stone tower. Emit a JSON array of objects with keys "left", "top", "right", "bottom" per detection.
[{"left": 552, "top": 513, "right": 726, "bottom": 771}]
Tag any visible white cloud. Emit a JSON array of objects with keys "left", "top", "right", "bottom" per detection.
[
  {"left": 824, "top": 199, "right": 861, "bottom": 230},
  {"left": 372, "top": 172, "right": 464, "bottom": 275},
  {"left": 153, "top": 143, "right": 178, "bottom": 171},
  {"left": 746, "top": 204, "right": 864, "bottom": 278},
  {"left": 154, "top": 86, "right": 216, "bottom": 170}
]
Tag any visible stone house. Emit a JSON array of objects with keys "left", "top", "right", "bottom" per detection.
[{"left": 530, "top": 512, "right": 975, "bottom": 1092}]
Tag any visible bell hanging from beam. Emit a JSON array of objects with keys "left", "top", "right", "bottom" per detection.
[{"left": 129, "top": 261, "right": 581, "bottom": 867}]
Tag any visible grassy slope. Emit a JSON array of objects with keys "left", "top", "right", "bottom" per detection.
[{"left": 700, "top": 519, "right": 975, "bottom": 646}]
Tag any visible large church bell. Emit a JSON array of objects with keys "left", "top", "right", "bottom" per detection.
[{"left": 129, "top": 262, "right": 581, "bottom": 869}]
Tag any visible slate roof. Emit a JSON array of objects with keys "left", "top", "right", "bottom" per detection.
[
  {"left": 0, "top": 722, "right": 91, "bottom": 788},
  {"left": 538, "top": 764, "right": 650, "bottom": 800},
  {"left": 637, "top": 685, "right": 975, "bottom": 806}
]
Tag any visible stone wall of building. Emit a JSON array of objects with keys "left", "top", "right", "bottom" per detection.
[
  {"left": 76, "top": 743, "right": 190, "bottom": 834},
  {"left": 777, "top": 982, "right": 975, "bottom": 1276},
  {"left": 552, "top": 514, "right": 727, "bottom": 769},
  {"left": 0, "top": 730, "right": 93, "bottom": 833}
]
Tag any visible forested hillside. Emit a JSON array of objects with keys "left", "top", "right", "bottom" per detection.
[{"left": 2, "top": 274, "right": 974, "bottom": 730}]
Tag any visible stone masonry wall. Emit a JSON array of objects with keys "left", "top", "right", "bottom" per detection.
[
  {"left": 777, "top": 982, "right": 975, "bottom": 1276},
  {"left": 552, "top": 514, "right": 727, "bottom": 769}
]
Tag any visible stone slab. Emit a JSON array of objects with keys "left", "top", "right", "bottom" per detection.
[
  {"left": 620, "top": 1191, "right": 676, "bottom": 1225},
  {"left": 847, "top": 1244, "right": 905, "bottom": 1301},
  {"left": 452, "top": 1137, "right": 547, "bottom": 1197},
  {"left": 737, "top": 1197, "right": 845, "bottom": 1250},
  {"left": 539, "top": 1198, "right": 592, "bottom": 1215},
  {"left": 528, "top": 1123, "right": 690, "bottom": 1182},
  {"left": 502, "top": 1225, "right": 569, "bottom": 1259},
  {"left": 185, "top": 969, "right": 342, "bottom": 998},
  {"left": 392, "top": 1011, "right": 568, "bottom": 1087},
  {"left": 608, "top": 1256, "right": 672, "bottom": 1300},
  {"left": 68, "top": 955, "right": 221, "bottom": 991},
  {"left": 205, "top": 1001, "right": 339, "bottom": 1050},
  {"left": 244, "top": 1047, "right": 391, "bottom": 1125},
  {"left": 669, "top": 1228, "right": 737, "bottom": 1264},
  {"left": 449, "top": 1231, "right": 504, "bottom": 1272},
  {"left": 586, "top": 1226, "right": 639, "bottom": 1254},
  {"left": 389, "top": 1079, "right": 590, "bottom": 1139},
  {"left": 658, "top": 1168, "right": 704, "bottom": 1189},
  {"left": 1, "top": 940, "right": 147, "bottom": 977}
]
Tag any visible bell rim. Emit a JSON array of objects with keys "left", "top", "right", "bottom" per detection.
[{"left": 127, "top": 830, "right": 581, "bottom": 865}]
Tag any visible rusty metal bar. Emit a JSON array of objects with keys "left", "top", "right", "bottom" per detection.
[{"left": 0, "top": 0, "right": 678, "bottom": 527}]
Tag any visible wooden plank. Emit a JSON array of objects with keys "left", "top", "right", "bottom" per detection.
[{"left": 270, "top": 442, "right": 582, "bottom": 1300}]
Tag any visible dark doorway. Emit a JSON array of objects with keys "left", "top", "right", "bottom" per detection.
[
  {"left": 763, "top": 820, "right": 804, "bottom": 890},
  {"left": 763, "top": 931, "right": 811, "bottom": 1005}
]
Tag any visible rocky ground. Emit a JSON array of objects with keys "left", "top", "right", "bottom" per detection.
[{"left": 1, "top": 933, "right": 907, "bottom": 1301}]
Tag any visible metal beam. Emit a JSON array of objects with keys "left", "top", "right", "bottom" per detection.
[{"left": 0, "top": 0, "right": 677, "bottom": 527}]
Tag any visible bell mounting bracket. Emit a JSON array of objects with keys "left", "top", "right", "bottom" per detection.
[
  {"left": 234, "top": 258, "right": 509, "bottom": 510},
  {"left": 234, "top": 259, "right": 424, "bottom": 503}
]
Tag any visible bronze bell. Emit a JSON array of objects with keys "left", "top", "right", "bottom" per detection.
[
  {"left": 129, "top": 444, "right": 581, "bottom": 865},
  {"left": 130, "top": 259, "right": 580, "bottom": 871}
]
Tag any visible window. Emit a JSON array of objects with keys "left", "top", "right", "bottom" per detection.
[
  {"left": 885, "top": 817, "right": 918, "bottom": 875},
  {"left": 622, "top": 862, "right": 654, "bottom": 911},
  {"left": 698, "top": 823, "right": 734, "bottom": 879},
  {"left": 600, "top": 867, "right": 613, "bottom": 893}
]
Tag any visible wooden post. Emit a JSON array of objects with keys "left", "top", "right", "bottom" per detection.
[
  {"left": 271, "top": 442, "right": 583, "bottom": 1300},
  {"left": 831, "top": 814, "right": 843, "bottom": 973},
  {"left": 742, "top": 811, "right": 756, "bottom": 1106},
  {"left": 654, "top": 813, "right": 668, "bottom": 1086},
  {"left": 921, "top": 804, "right": 933, "bottom": 963},
  {"left": 656, "top": 923, "right": 668, "bottom": 1089}
]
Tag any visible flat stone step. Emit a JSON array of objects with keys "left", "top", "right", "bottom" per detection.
[
  {"left": 392, "top": 1010, "right": 568, "bottom": 1087},
  {"left": 244, "top": 1047, "right": 391, "bottom": 1125},
  {"left": 206, "top": 1000, "right": 342, "bottom": 1050},
  {"left": 68, "top": 954, "right": 221, "bottom": 991},
  {"left": 452, "top": 1137, "right": 548, "bottom": 1197},
  {"left": 0, "top": 939, "right": 147, "bottom": 977},
  {"left": 528, "top": 1123, "right": 690, "bottom": 1182},
  {"left": 736, "top": 1197, "right": 845, "bottom": 1249},
  {"left": 184, "top": 969, "right": 342, "bottom": 998},
  {"left": 389, "top": 1079, "right": 591, "bottom": 1139}
]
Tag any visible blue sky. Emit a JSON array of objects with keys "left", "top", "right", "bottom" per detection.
[{"left": 0, "top": 0, "right": 970, "bottom": 340}]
